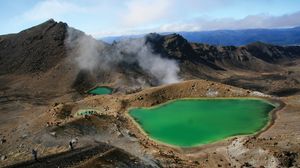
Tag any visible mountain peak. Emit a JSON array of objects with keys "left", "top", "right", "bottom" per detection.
[
  {"left": 44, "top": 18, "right": 56, "bottom": 24},
  {"left": 18, "top": 19, "right": 67, "bottom": 36},
  {"left": 163, "top": 33, "right": 188, "bottom": 46},
  {"left": 145, "top": 33, "right": 163, "bottom": 43},
  {"left": 0, "top": 19, "right": 68, "bottom": 74}
]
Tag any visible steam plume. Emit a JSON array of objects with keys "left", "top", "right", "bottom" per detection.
[{"left": 66, "top": 27, "right": 180, "bottom": 85}]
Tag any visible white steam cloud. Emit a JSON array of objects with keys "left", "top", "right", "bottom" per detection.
[
  {"left": 117, "top": 38, "right": 180, "bottom": 84},
  {"left": 66, "top": 28, "right": 101, "bottom": 70},
  {"left": 66, "top": 27, "right": 180, "bottom": 85}
]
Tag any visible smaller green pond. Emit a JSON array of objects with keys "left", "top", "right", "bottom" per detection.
[
  {"left": 77, "top": 110, "right": 97, "bottom": 116},
  {"left": 129, "top": 98, "right": 276, "bottom": 147},
  {"left": 88, "top": 87, "right": 112, "bottom": 95}
]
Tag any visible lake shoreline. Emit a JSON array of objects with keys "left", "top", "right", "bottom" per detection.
[{"left": 126, "top": 97, "right": 284, "bottom": 149}]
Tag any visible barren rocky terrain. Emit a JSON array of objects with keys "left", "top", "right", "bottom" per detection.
[{"left": 1, "top": 20, "right": 300, "bottom": 167}]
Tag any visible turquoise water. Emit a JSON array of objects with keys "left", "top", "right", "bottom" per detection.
[
  {"left": 78, "top": 110, "right": 97, "bottom": 116},
  {"left": 88, "top": 87, "right": 112, "bottom": 95},
  {"left": 129, "top": 98, "right": 275, "bottom": 147}
]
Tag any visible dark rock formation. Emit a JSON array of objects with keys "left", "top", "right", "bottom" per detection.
[
  {"left": 1, "top": 19, "right": 300, "bottom": 94},
  {"left": 0, "top": 19, "right": 67, "bottom": 75}
]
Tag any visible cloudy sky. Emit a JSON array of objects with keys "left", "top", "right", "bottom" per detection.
[{"left": 1, "top": 0, "right": 300, "bottom": 37}]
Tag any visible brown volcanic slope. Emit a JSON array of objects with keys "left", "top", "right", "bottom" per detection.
[
  {"left": 0, "top": 20, "right": 300, "bottom": 167},
  {"left": 145, "top": 33, "right": 300, "bottom": 95},
  {"left": 145, "top": 32, "right": 300, "bottom": 72},
  {"left": 0, "top": 19, "right": 67, "bottom": 74},
  {"left": 1, "top": 20, "right": 300, "bottom": 95}
]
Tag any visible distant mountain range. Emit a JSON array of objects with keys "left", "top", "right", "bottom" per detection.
[{"left": 100, "top": 27, "right": 300, "bottom": 46}]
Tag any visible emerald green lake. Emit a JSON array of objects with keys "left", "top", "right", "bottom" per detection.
[
  {"left": 129, "top": 98, "right": 275, "bottom": 147},
  {"left": 88, "top": 87, "right": 112, "bottom": 95}
]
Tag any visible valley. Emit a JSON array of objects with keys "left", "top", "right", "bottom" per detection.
[{"left": 0, "top": 20, "right": 300, "bottom": 167}]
